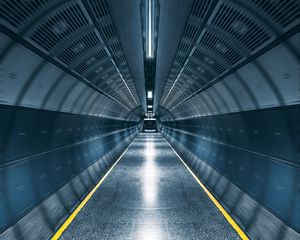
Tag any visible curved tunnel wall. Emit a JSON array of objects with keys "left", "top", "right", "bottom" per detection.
[
  {"left": 0, "top": 77, "right": 140, "bottom": 239},
  {"left": 0, "top": 105, "right": 139, "bottom": 237},
  {"left": 0, "top": 45, "right": 140, "bottom": 239},
  {"left": 160, "top": 34, "right": 300, "bottom": 240},
  {"left": 0, "top": 2, "right": 141, "bottom": 237},
  {"left": 0, "top": 0, "right": 299, "bottom": 240}
]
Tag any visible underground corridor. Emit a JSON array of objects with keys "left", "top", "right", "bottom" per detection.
[{"left": 0, "top": 0, "right": 299, "bottom": 240}]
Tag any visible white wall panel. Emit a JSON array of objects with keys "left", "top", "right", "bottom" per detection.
[
  {"left": 214, "top": 82, "right": 240, "bottom": 112},
  {"left": 208, "top": 86, "right": 228, "bottom": 114},
  {"left": 71, "top": 88, "right": 93, "bottom": 114},
  {"left": 82, "top": 91, "right": 98, "bottom": 115},
  {"left": 202, "top": 91, "right": 219, "bottom": 115},
  {"left": 44, "top": 75, "right": 76, "bottom": 111},
  {"left": 238, "top": 64, "right": 278, "bottom": 108},
  {"left": 89, "top": 95, "right": 102, "bottom": 116},
  {"left": 0, "top": 44, "right": 42, "bottom": 105},
  {"left": 225, "top": 75, "right": 256, "bottom": 111},
  {"left": 258, "top": 45, "right": 300, "bottom": 106},
  {"left": 21, "top": 63, "right": 62, "bottom": 108},
  {"left": 60, "top": 81, "right": 85, "bottom": 112}
]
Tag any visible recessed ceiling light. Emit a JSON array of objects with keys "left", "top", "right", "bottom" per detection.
[{"left": 146, "top": 0, "right": 155, "bottom": 58}]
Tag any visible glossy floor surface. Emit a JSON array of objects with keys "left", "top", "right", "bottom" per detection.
[{"left": 61, "top": 133, "right": 240, "bottom": 240}]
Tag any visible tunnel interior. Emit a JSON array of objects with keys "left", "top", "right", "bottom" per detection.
[{"left": 0, "top": 0, "right": 299, "bottom": 239}]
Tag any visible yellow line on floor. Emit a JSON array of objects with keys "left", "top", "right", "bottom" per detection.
[
  {"left": 51, "top": 139, "right": 136, "bottom": 240},
  {"left": 165, "top": 139, "right": 249, "bottom": 240}
]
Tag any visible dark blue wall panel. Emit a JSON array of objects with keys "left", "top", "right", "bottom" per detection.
[
  {"left": 0, "top": 105, "right": 139, "bottom": 233},
  {"left": 160, "top": 105, "right": 300, "bottom": 232}
]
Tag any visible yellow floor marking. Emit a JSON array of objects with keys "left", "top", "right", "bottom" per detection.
[
  {"left": 164, "top": 139, "right": 249, "bottom": 240},
  {"left": 51, "top": 139, "right": 136, "bottom": 240}
]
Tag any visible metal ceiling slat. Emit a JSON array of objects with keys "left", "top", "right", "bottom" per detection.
[
  {"left": 158, "top": 0, "right": 298, "bottom": 109},
  {"left": 1, "top": 0, "right": 140, "bottom": 111}
]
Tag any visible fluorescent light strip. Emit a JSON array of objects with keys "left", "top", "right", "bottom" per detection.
[
  {"left": 146, "top": 0, "right": 154, "bottom": 58},
  {"left": 149, "top": 0, "right": 152, "bottom": 58}
]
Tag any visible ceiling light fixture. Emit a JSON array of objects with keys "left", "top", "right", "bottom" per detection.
[
  {"left": 147, "top": 90, "right": 153, "bottom": 99},
  {"left": 146, "top": 0, "right": 154, "bottom": 58}
]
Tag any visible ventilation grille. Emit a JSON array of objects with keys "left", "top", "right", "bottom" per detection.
[
  {"left": 160, "top": 0, "right": 296, "bottom": 109},
  {"left": 83, "top": 0, "right": 140, "bottom": 105},
  {"left": 247, "top": 0, "right": 300, "bottom": 29},
  {"left": 183, "top": 67, "right": 209, "bottom": 87},
  {"left": 92, "top": 68, "right": 118, "bottom": 84},
  {"left": 200, "top": 31, "right": 243, "bottom": 65},
  {"left": 193, "top": 48, "right": 227, "bottom": 74},
  {"left": 211, "top": 3, "right": 271, "bottom": 51},
  {"left": 1, "top": 0, "right": 140, "bottom": 110},
  {"left": 160, "top": 0, "right": 217, "bottom": 106},
  {"left": 74, "top": 48, "right": 108, "bottom": 74},
  {"left": 183, "top": 24, "right": 199, "bottom": 44},
  {"left": 191, "top": 0, "right": 215, "bottom": 19},
  {"left": 86, "top": 60, "right": 112, "bottom": 80},
  {"left": 186, "top": 60, "right": 215, "bottom": 83},
  {"left": 82, "top": 0, "right": 108, "bottom": 20},
  {"left": 29, "top": 3, "right": 89, "bottom": 51},
  {"left": 57, "top": 31, "right": 101, "bottom": 65},
  {"left": 0, "top": 0, "right": 49, "bottom": 28}
]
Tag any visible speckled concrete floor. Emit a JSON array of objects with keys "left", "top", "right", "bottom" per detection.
[{"left": 60, "top": 133, "right": 240, "bottom": 240}]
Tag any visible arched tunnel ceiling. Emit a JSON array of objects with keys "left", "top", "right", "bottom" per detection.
[
  {"left": 0, "top": 0, "right": 299, "bottom": 121},
  {"left": 0, "top": 0, "right": 142, "bottom": 120},
  {"left": 0, "top": 1, "right": 299, "bottom": 238},
  {"left": 156, "top": 0, "right": 299, "bottom": 116}
]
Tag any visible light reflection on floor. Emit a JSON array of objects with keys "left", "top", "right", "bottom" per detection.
[
  {"left": 60, "top": 133, "right": 240, "bottom": 240},
  {"left": 135, "top": 223, "right": 163, "bottom": 240},
  {"left": 138, "top": 135, "right": 164, "bottom": 239},
  {"left": 143, "top": 135, "right": 158, "bottom": 207}
]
